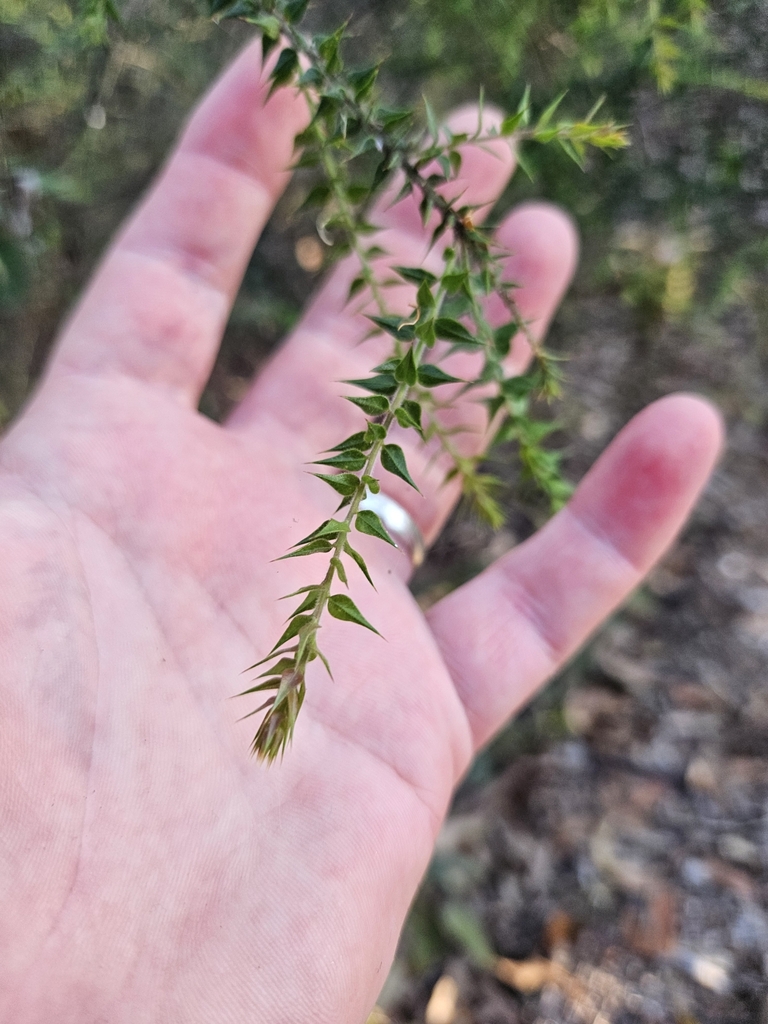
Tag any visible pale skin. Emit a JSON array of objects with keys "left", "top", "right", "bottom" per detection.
[{"left": 0, "top": 40, "right": 722, "bottom": 1023}]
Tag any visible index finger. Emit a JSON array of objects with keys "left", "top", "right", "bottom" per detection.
[{"left": 48, "top": 40, "right": 309, "bottom": 403}]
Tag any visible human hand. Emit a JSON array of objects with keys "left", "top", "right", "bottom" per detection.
[{"left": 0, "top": 41, "right": 722, "bottom": 1023}]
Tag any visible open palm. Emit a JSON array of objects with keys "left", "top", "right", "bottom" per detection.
[{"left": 0, "top": 42, "right": 721, "bottom": 1023}]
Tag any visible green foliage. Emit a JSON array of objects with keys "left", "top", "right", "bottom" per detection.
[
  {"left": 217, "top": 0, "right": 629, "bottom": 761},
  {"left": 389, "top": 0, "right": 768, "bottom": 344},
  {"left": 356, "top": 509, "right": 396, "bottom": 546},
  {"left": 0, "top": 0, "right": 240, "bottom": 417},
  {"left": 78, "top": 0, "right": 120, "bottom": 45},
  {"left": 389, "top": 0, "right": 759, "bottom": 100},
  {"left": 0, "top": 0, "right": 94, "bottom": 306}
]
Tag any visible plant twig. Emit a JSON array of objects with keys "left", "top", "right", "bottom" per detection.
[{"left": 208, "top": 0, "right": 628, "bottom": 761}]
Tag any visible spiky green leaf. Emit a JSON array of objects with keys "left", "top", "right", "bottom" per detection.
[
  {"left": 394, "top": 347, "right": 418, "bottom": 386},
  {"left": 232, "top": 7, "right": 275, "bottom": 28},
  {"left": 515, "top": 146, "right": 535, "bottom": 181},
  {"left": 331, "top": 556, "right": 348, "bottom": 585},
  {"left": 235, "top": 678, "right": 282, "bottom": 698},
  {"left": 238, "top": 697, "right": 276, "bottom": 721},
  {"left": 344, "top": 540, "right": 375, "bottom": 587},
  {"left": 371, "top": 357, "right": 399, "bottom": 373},
  {"left": 497, "top": 105, "right": 521, "bottom": 133},
  {"left": 270, "top": 615, "right": 313, "bottom": 653},
  {"left": 416, "top": 319, "right": 437, "bottom": 348},
  {"left": 502, "top": 373, "right": 538, "bottom": 400},
  {"left": 395, "top": 400, "right": 423, "bottom": 436},
  {"left": 279, "top": 585, "right": 321, "bottom": 601},
  {"left": 276, "top": 538, "right": 335, "bottom": 560},
  {"left": 269, "top": 48, "right": 299, "bottom": 94},
  {"left": 290, "top": 591, "right": 322, "bottom": 616},
  {"left": 313, "top": 450, "right": 367, "bottom": 471},
  {"left": 326, "top": 432, "right": 369, "bottom": 453},
  {"left": 242, "top": 645, "right": 298, "bottom": 673},
  {"left": 378, "top": 107, "right": 413, "bottom": 131},
  {"left": 347, "top": 276, "right": 366, "bottom": 302},
  {"left": 216, "top": 0, "right": 252, "bottom": 18},
  {"left": 493, "top": 322, "right": 518, "bottom": 358},
  {"left": 312, "top": 472, "right": 361, "bottom": 496},
  {"left": 284, "top": 0, "right": 309, "bottom": 22},
  {"left": 328, "top": 594, "right": 381, "bottom": 634},
  {"left": 434, "top": 317, "right": 478, "bottom": 345},
  {"left": 293, "top": 519, "right": 349, "bottom": 546},
  {"left": 537, "top": 91, "right": 567, "bottom": 129},
  {"left": 394, "top": 266, "right": 437, "bottom": 286},
  {"left": 349, "top": 65, "right": 379, "bottom": 101},
  {"left": 365, "top": 422, "right": 387, "bottom": 444},
  {"left": 417, "top": 279, "right": 435, "bottom": 311},
  {"left": 442, "top": 271, "right": 469, "bottom": 294},
  {"left": 356, "top": 509, "right": 397, "bottom": 546},
  {"left": 367, "top": 315, "right": 417, "bottom": 341},
  {"left": 301, "top": 183, "right": 331, "bottom": 209},
  {"left": 256, "top": 658, "right": 296, "bottom": 679},
  {"left": 317, "top": 24, "right": 346, "bottom": 73},
  {"left": 344, "top": 373, "right": 398, "bottom": 395},
  {"left": 381, "top": 444, "right": 419, "bottom": 491},
  {"left": 417, "top": 364, "right": 463, "bottom": 387}
]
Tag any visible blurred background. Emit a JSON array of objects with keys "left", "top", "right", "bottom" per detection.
[{"left": 3, "top": 1, "right": 768, "bottom": 1020}]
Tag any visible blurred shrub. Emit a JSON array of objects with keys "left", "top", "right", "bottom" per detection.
[
  {"left": 3, "top": 0, "right": 768, "bottom": 423},
  {"left": 0, "top": 0, "right": 239, "bottom": 415}
]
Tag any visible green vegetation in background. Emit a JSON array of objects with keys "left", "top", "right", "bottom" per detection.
[
  {"left": 3, "top": 0, "right": 768, "bottom": 390},
  {"left": 0, "top": 0, "right": 238, "bottom": 416},
  {"left": 391, "top": 0, "right": 768, "bottom": 319},
  {"left": 5, "top": 0, "right": 768, "bottom": 427}
]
